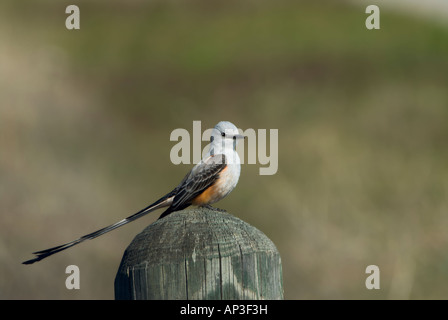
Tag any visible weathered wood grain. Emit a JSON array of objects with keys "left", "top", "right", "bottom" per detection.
[{"left": 114, "top": 207, "right": 283, "bottom": 300}]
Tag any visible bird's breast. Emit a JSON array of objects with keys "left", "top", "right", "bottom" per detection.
[{"left": 192, "top": 162, "right": 240, "bottom": 206}]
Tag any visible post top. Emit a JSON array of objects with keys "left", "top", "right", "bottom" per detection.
[{"left": 117, "top": 207, "right": 279, "bottom": 267}]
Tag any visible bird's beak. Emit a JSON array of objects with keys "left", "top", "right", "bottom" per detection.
[{"left": 234, "top": 134, "right": 246, "bottom": 140}]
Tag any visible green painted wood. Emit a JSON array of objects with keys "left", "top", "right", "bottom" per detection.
[{"left": 114, "top": 207, "right": 283, "bottom": 300}]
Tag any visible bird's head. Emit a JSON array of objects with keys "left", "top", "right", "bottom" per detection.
[{"left": 209, "top": 121, "right": 245, "bottom": 155}]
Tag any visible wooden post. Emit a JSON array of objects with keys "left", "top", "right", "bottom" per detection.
[{"left": 114, "top": 207, "right": 283, "bottom": 300}]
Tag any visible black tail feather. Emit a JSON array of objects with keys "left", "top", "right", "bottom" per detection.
[{"left": 22, "top": 195, "right": 173, "bottom": 265}]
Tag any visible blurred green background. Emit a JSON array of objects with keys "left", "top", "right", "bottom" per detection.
[{"left": 1, "top": 0, "right": 448, "bottom": 299}]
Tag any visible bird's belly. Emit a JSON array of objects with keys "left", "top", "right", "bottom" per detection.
[{"left": 191, "top": 165, "right": 240, "bottom": 206}]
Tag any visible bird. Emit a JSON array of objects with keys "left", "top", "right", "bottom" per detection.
[{"left": 22, "top": 121, "right": 245, "bottom": 264}]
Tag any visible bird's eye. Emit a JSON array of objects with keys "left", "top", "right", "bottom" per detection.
[
  {"left": 233, "top": 136, "right": 236, "bottom": 140},
  {"left": 221, "top": 132, "right": 225, "bottom": 137}
]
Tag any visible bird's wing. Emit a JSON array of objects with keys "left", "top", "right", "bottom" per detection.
[{"left": 170, "top": 154, "right": 227, "bottom": 210}]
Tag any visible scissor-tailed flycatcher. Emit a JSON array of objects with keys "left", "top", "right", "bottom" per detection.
[{"left": 23, "top": 121, "right": 245, "bottom": 264}]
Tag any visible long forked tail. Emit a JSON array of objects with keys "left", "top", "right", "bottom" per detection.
[{"left": 22, "top": 194, "right": 174, "bottom": 265}]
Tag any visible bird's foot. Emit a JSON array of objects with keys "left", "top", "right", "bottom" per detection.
[{"left": 200, "top": 204, "right": 226, "bottom": 212}]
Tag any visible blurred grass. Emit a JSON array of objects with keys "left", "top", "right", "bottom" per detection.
[{"left": 1, "top": 0, "right": 448, "bottom": 299}]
